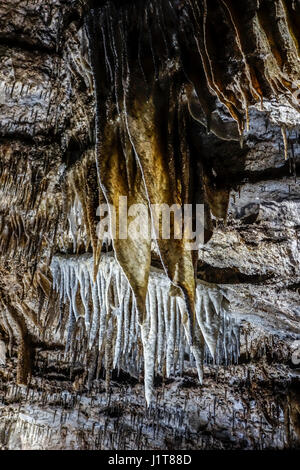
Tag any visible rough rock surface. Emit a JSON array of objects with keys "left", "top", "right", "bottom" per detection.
[{"left": 0, "top": 0, "right": 299, "bottom": 450}]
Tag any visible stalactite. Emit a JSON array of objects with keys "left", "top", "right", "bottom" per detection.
[
  {"left": 0, "top": 0, "right": 298, "bottom": 448},
  {"left": 83, "top": 0, "right": 299, "bottom": 366},
  {"left": 50, "top": 252, "right": 239, "bottom": 404},
  {"left": 281, "top": 126, "right": 289, "bottom": 160},
  {"left": 0, "top": 293, "right": 32, "bottom": 385}
]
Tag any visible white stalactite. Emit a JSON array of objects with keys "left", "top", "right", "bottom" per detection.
[{"left": 50, "top": 252, "right": 240, "bottom": 405}]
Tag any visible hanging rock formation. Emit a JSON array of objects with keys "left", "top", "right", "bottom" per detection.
[{"left": 0, "top": 0, "right": 299, "bottom": 450}]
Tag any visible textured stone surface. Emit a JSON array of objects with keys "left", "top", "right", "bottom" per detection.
[{"left": 0, "top": 0, "right": 299, "bottom": 450}]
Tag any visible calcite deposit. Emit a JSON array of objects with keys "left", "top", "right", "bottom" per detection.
[{"left": 0, "top": 0, "right": 299, "bottom": 450}]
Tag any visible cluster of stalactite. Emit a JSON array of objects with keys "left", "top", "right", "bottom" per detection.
[
  {"left": 79, "top": 0, "right": 300, "bottom": 370},
  {"left": 0, "top": 0, "right": 299, "bottom": 406},
  {"left": 0, "top": 142, "right": 63, "bottom": 384},
  {"left": 0, "top": 139, "right": 62, "bottom": 268},
  {"left": 185, "top": 0, "right": 300, "bottom": 131},
  {"left": 61, "top": 150, "right": 104, "bottom": 272},
  {"left": 50, "top": 252, "right": 240, "bottom": 404}
]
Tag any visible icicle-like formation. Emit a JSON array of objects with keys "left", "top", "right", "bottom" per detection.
[{"left": 50, "top": 253, "right": 240, "bottom": 405}]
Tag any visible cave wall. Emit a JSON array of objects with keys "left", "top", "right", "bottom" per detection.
[{"left": 0, "top": 0, "right": 299, "bottom": 450}]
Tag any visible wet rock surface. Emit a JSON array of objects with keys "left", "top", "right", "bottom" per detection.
[{"left": 0, "top": 0, "right": 299, "bottom": 450}]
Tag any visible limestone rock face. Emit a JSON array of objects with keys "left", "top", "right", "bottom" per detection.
[{"left": 0, "top": 0, "right": 299, "bottom": 450}]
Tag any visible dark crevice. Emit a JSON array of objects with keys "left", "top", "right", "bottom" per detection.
[
  {"left": 0, "top": 36, "right": 60, "bottom": 57},
  {"left": 232, "top": 162, "right": 300, "bottom": 185},
  {"left": 197, "top": 263, "right": 274, "bottom": 285}
]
